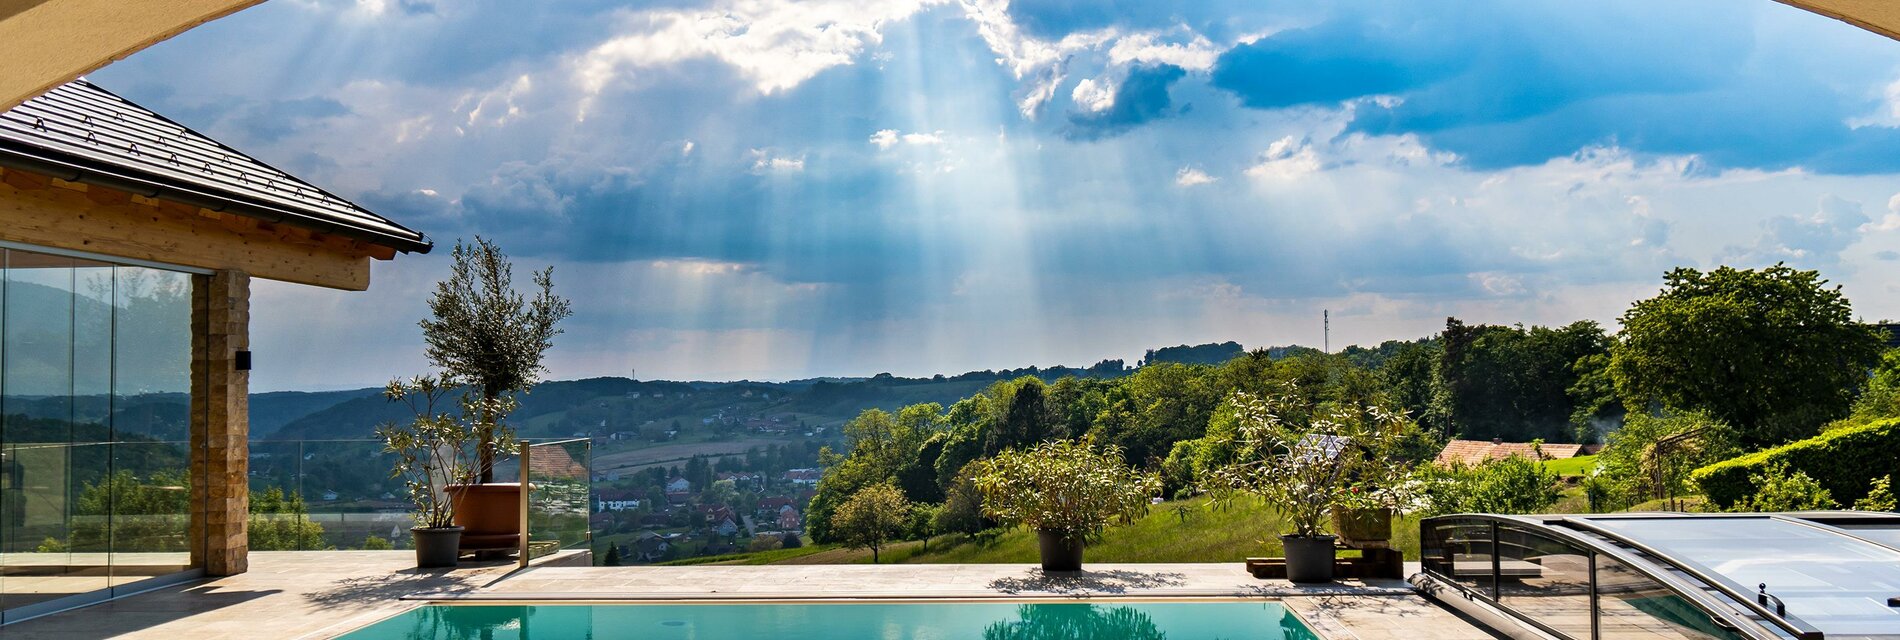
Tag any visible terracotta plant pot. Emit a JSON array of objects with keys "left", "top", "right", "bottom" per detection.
[
  {"left": 1331, "top": 507, "right": 1394, "bottom": 546},
  {"left": 1280, "top": 534, "right": 1337, "bottom": 583},
  {"left": 1036, "top": 530, "right": 1085, "bottom": 572},
  {"left": 448, "top": 483, "right": 524, "bottom": 554},
  {"left": 412, "top": 526, "right": 464, "bottom": 568}
]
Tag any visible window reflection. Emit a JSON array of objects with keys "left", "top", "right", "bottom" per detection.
[
  {"left": 0, "top": 248, "right": 197, "bottom": 615},
  {"left": 1496, "top": 525, "right": 1591, "bottom": 639},
  {"left": 1595, "top": 556, "right": 1745, "bottom": 640}
]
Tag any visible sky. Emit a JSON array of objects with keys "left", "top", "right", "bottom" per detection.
[{"left": 90, "top": 0, "right": 1900, "bottom": 391}]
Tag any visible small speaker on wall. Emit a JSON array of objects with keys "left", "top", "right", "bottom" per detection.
[{"left": 235, "top": 350, "right": 252, "bottom": 371}]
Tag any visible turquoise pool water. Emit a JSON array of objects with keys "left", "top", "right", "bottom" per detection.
[{"left": 340, "top": 601, "right": 1319, "bottom": 639}]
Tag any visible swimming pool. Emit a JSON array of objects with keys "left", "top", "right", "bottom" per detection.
[{"left": 338, "top": 601, "right": 1320, "bottom": 639}]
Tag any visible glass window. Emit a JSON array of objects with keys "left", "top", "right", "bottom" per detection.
[
  {"left": 1423, "top": 517, "right": 1495, "bottom": 597},
  {"left": 1, "top": 248, "right": 199, "bottom": 617},
  {"left": 1595, "top": 555, "right": 1745, "bottom": 640},
  {"left": 109, "top": 265, "right": 193, "bottom": 585},
  {"left": 1496, "top": 525, "right": 1592, "bottom": 639}
]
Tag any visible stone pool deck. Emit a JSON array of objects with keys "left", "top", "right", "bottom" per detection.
[{"left": 2, "top": 552, "right": 1498, "bottom": 639}]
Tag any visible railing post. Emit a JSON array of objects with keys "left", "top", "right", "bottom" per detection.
[{"left": 518, "top": 441, "right": 531, "bottom": 569}]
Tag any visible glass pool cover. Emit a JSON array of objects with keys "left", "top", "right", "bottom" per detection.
[
  {"left": 339, "top": 601, "right": 1317, "bottom": 640},
  {"left": 1581, "top": 516, "right": 1900, "bottom": 637}
]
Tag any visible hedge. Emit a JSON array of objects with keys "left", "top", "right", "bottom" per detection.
[{"left": 1692, "top": 417, "right": 1900, "bottom": 509}]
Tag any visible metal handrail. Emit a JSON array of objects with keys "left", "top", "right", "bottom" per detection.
[
  {"left": 1419, "top": 514, "right": 1774, "bottom": 640},
  {"left": 523, "top": 437, "right": 591, "bottom": 448},
  {"left": 1559, "top": 516, "right": 1825, "bottom": 640}
]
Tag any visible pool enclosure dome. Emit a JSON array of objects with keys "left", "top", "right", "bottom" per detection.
[{"left": 1415, "top": 511, "right": 1900, "bottom": 640}]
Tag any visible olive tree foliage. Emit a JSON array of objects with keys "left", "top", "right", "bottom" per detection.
[
  {"left": 1611, "top": 265, "right": 1883, "bottom": 448},
  {"left": 973, "top": 438, "right": 1158, "bottom": 540},
  {"left": 420, "top": 237, "right": 572, "bottom": 482},
  {"left": 1208, "top": 384, "right": 1421, "bottom": 537},
  {"left": 376, "top": 375, "right": 516, "bottom": 528},
  {"left": 833, "top": 483, "right": 911, "bottom": 563}
]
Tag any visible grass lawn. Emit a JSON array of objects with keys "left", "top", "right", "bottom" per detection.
[
  {"left": 1543, "top": 454, "right": 1598, "bottom": 477},
  {"left": 764, "top": 496, "right": 1423, "bottom": 565}
]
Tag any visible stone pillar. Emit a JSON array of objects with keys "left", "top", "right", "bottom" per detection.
[{"left": 190, "top": 269, "right": 249, "bottom": 576}]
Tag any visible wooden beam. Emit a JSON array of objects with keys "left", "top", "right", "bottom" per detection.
[
  {"left": 1776, "top": 0, "right": 1900, "bottom": 42},
  {"left": 1, "top": 0, "right": 265, "bottom": 110},
  {"left": 0, "top": 176, "right": 374, "bottom": 290}
]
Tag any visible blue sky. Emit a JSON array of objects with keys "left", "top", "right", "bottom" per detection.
[{"left": 93, "top": 0, "right": 1900, "bottom": 390}]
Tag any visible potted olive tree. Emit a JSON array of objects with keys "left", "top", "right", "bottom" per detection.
[
  {"left": 973, "top": 438, "right": 1158, "bottom": 572},
  {"left": 377, "top": 375, "right": 514, "bottom": 568},
  {"left": 420, "top": 238, "right": 570, "bottom": 557},
  {"left": 1212, "top": 384, "right": 1414, "bottom": 583}
]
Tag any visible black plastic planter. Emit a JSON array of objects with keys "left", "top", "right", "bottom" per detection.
[
  {"left": 1280, "top": 534, "right": 1337, "bottom": 583},
  {"left": 413, "top": 526, "right": 465, "bottom": 568},
  {"left": 1037, "top": 530, "right": 1085, "bottom": 572}
]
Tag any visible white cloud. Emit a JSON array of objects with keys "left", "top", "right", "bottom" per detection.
[
  {"left": 870, "top": 129, "right": 944, "bottom": 149},
  {"left": 457, "top": 74, "right": 534, "bottom": 130},
  {"left": 1071, "top": 78, "right": 1116, "bottom": 112},
  {"left": 748, "top": 149, "right": 806, "bottom": 172},
  {"left": 681, "top": 140, "right": 696, "bottom": 156},
  {"left": 1729, "top": 195, "right": 1871, "bottom": 268},
  {"left": 956, "top": 0, "right": 1114, "bottom": 118},
  {"left": 1175, "top": 167, "right": 1217, "bottom": 187},
  {"left": 1107, "top": 32, "right": 1221, "bottom": 71},
  {"left": 1245, "top": 136, "right": 1322, "bottom": 180},
  {"left": 1849, "top": 78, "right": 1900, "bottom": 128},
  {"left": 1861, "top": 192, "right": 1900, "bottom": 232},
  {"left": 574, "top": 0, "right": 945, "bottom": 104}
]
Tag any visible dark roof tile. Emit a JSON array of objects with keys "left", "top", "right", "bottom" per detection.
[{"left": 0, "top": 79, "right": 429, "bottom": 253}]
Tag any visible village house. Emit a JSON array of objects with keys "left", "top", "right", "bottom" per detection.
[
  {"left": 1434, "top": 438, "right": 1603, "bottom": 467},
  {"left": 595, "top": 490, "right": 641, "bottom": 513}
]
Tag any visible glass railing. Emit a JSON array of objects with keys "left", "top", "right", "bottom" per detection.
[
  {"left": 247, "top": 437, "right": 593, "bottom": 558},
  {"left": 248, "top": 439, "right": 409, "bottom": 551},
  {"left": 521, "top": 438, "right": 592, "bottom": 563}
]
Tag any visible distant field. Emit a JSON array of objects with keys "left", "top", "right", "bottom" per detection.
[
  {"left": 740, "top": 497, "right": 1424, "bottom": 565},
  {"left": 591, "top": 437, "right": 802, "bottom": 474}
]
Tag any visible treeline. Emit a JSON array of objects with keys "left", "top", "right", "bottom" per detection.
[{"left": 807, "top": 264, "right": 1893, "bottom": 540}]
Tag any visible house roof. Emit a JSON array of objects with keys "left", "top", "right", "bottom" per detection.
[
  {"left": 1435, "top": 439, "right": 1602, "bottom": 466},
  {"left": 0, "top": 79, "right": 431, "bottom": 254}
]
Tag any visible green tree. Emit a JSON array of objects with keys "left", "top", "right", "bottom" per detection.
[
  {"left": 1737, "top": 463, "right": 1837, "bottom": 512},
  {"left": 1855, "top": 476, "right": 1897, "bottom": 512},
  {"left": 1835, "top": 348, "right": 1900, "bottom": 430},
  {"left": 250, "top": 487, "right": 327, "bottom": 550},
  {"left": 934, "top": 462, "right": 989, "bottom": 536},
  {"left": 833, "top": 483, "right": 911, "bottom": 563},
  {"left": 1593, "top": 411, "right": 1737, "bottom": 511},
  {"left": 1434, "top": 318, "right": 1608, "bottom": 442},
  {"left": 1611, "top": 265, "right": 1883, "bottom": 447},
  {"left": 420, "top": 237, "right": 573, "bottom": 482}
]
